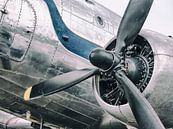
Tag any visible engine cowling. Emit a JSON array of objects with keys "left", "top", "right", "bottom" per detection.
[{"left": 93, "top": 30, "right": 173, "bottom": 128}]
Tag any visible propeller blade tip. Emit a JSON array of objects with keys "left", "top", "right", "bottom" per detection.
[{"left": 24, "top": 87, "right": 32, "bottom": 101}]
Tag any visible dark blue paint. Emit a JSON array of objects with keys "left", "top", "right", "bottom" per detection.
[{"left": 44, "top": 0, "right": 100, "bottom": 59}]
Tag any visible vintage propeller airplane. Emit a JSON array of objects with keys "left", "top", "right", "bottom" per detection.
[{"left": 0, "top": 0, "right": 173, "bottom": 128}]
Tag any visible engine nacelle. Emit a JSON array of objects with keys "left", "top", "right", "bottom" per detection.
[{"left": 93, "top": 30, "right": 173, "bottom": 128}]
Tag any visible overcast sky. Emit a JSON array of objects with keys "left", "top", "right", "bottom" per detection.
[{"left": 95, "top": 0, "right": 173, "bottom": 36}]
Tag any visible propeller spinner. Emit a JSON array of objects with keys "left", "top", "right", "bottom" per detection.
[{"left": 24, "top": 0, "right": 166, "bottom": 128}]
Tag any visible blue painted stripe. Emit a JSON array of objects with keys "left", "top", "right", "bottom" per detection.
[{"left": 44, "top": 0, "right": 100, "bottom": 59}]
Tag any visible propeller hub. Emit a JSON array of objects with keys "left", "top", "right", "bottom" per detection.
[{"left": 89, "top": 48, "right": 120, "bottom": 71}]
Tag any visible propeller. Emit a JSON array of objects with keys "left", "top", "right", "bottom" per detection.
[
  {"left": 115, "top": 70, "right": 165, "bottom": 129},
  {"left": 24, "top": 0, "right": 166, "bottom": 128},
  {"left": 24, "top": 68, "right": 98, "bottom": 100},
  {"left": 115, "top": 0, "right": 154, "bottom": 54}
]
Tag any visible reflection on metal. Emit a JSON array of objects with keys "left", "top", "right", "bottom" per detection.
[
  {"left": 0, "top": 0, "right": 37, "bottom": 62},
  {"left": 0, "top": 110, "right": 69, "bottom": 129},
  {"left": 40, "top": 117, "right": 44, "bottom": 129},
  {"left": 0, "top": 110, "right": 33, "bottom": 129},
  {"left": 0, "top": 0, "right": 105, "bottom": 128},
  {"left": 0, "top": 0, "right": 172, "bottom": 128}
]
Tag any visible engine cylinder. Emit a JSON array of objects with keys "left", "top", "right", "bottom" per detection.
[
  {"left": 93, "top": 30, "right": 173, "bottom": 128},
  {"left": 97, "top": 35, "right": 154, "bottom": 106}
]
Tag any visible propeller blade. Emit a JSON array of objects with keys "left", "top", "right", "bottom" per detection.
[
  {"left": 115, "top": 70, "right": 165, "bottom": 129},
  {"left": 24, "top": 68, "right": 98, "bottom": 100},
  {"left": 115, "top": 0, "right": 154, "bottom": 53}
]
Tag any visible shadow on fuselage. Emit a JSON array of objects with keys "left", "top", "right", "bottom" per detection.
[{"left": 0, "top": 27, "right": 12, "bottom": 70}]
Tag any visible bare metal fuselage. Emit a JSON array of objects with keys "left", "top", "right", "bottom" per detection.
[
  {"left": 0, "top": 0, "right": 173, "bottom": 129},
  {"left": 0, "top": 0, "right": 120, "bottom": 128}
]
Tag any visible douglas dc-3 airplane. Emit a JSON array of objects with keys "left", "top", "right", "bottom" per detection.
[{"left": 0, "top": 0, "right": 173, "bottom": 128}]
